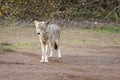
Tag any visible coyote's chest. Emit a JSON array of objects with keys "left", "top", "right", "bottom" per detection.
[{"left": 40, "top": 33, "right": 49, "bottom": 44}]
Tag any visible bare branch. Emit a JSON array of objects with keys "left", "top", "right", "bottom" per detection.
[{"left": 104, "top": 5, "right": 120, "bottom": 20}]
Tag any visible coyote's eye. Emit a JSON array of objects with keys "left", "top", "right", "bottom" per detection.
[
  {"left": 37, "top": 31, "right": 45, "bottom": 35},
  {"left": 38, "top": 32, "right": 40, "bottom": 35}
]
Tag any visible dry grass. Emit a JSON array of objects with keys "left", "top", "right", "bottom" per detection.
[{"left": 0, "top": 26, "right": 120, "bottom": 53}]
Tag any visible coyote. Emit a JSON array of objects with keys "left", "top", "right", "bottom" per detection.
[{"left": 34, "top": 20, "right": 61, "bottom": 62}]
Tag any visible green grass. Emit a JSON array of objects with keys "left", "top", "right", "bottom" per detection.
[
  {"left": 15, "top": 43, "right": 33, "bottom": 48},
  {"left": 97, "top": 25, "right": 120, "bottom": 33},
  {"left": 63, "top": 39, "right": 86, "bottom": 44},
  {"left": 0, "top": 42, "right": 41, "bottom": 54},
  {"left": 13, "top": 43, "right": 41, "bottom": 50},
  {"left": 0, "top": 42, "right": 13, "bottom": 54}
]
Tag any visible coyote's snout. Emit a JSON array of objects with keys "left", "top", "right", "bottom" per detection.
[{"left": 34, "top": 20, "right": 61, "bottom": 62}]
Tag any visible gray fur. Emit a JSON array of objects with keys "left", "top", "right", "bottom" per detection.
[{"left": 47, "top": 24, "right": 61, "bottom": 42}]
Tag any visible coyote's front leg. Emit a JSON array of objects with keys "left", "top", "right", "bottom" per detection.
[
  {"left": 40, "top": 42, "right": 45, "bottom": 62},
  {"left": 40, "top": 43, "right": 48, "bottom": 62},
  {"left": 44, "top": 44, "right": 48, "bottom": 62}
]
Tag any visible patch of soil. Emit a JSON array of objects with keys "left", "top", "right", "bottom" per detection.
[{"left": 0, "top": 45, "right": 120, "bottom": 80}]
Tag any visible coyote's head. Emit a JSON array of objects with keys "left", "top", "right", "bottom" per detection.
[{"left": 34, "top": 20, "right": 50, "bottom": 41}]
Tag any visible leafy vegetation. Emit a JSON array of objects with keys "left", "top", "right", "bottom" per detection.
[{"left": 0, "top": 0, "right": 120, "bottom": 22}]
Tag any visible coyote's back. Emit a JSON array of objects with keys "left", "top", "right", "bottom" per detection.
[{"left": 47, "top": 24, "right": 61, "bottom": 42}]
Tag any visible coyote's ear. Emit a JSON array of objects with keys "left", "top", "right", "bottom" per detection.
[
  {"left": 45, "top": 20, "right": 50, "bottom": 27},
  {"left": 46, "top": 21, "right": 50, "bottom": 24},
  {"left": 34, "top": 20, "right": 40, "bottom": 28}
]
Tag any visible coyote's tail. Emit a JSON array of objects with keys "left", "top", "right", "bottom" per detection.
[{"left": 54, "top": 41, "right": 58, "bottom": 50}]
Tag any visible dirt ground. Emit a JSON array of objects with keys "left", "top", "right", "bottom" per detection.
[{"left": 0, "top": 27, "right": 120, "bottom": 80}]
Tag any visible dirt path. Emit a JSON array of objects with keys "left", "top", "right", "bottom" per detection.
[
  {"left": 0, "top": 27, "right": 120, "bottom": 80},
  {"left": 0, "top": 45, "right": 120, "bottom": 80}
]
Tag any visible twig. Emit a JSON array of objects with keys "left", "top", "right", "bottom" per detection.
[{"left": 104, "top": 5, "right": 120, "bottom": 19}]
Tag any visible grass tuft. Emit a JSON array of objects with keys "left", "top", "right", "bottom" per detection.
[
  {"left": 0, "top": 42, "right": 13, "bottom": 54},
  {"left": 97, "top": 25, "right": 120, "bottom": 33}
]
